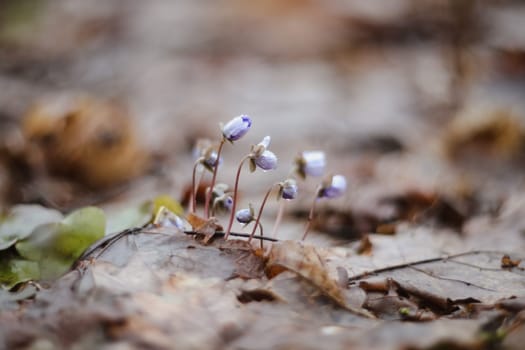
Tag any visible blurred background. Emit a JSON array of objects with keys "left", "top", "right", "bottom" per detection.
[{"left": 1, "top": 0, "right": 524, "bottom": 240}]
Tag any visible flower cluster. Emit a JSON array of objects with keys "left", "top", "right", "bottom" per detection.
[{"left": 182, "top": 115, "right": 347, "bottom": 243}]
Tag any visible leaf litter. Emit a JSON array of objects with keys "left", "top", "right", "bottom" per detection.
[
  {"left": 0, "top": 215, "right": 522, "bottom": 349},
  {"left": 2, "top": 1, "right": 525, "bottom": 349},
  {"left": 2, "top": 113, "right": 525, "bottom": 348}
]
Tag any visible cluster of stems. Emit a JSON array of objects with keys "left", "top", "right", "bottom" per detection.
[{"left": 187, "top": 115, "right": 347, "bottom": 244}]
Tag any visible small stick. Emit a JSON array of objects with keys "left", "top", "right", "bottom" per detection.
[
  {"left": 347, "top": 250, "right": 514, "bottom": 283},
  {"left": 183, "top": 229, "right": 278, "bottom": 242}
]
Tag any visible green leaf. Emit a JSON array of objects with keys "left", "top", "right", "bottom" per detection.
[
  {"left": 152, "top": 195, "right": 184, "bottom": 217},
  {"left": 105, "top": 201, "right": 152, "bottom": 234},
  {"left": 105, "top": 195, "right": 184, "bottom": 234},
  {"left": 0, "top": 258, "right": 39, "bottom": 289},
  {"left": 15, "top": 206, "right": 105, "bottom": 280},
  {"left": 58, "top": 207, "right": 106, "bottom": 258},
  {"left": 0, "top": 205, "right": 63, "bottom": 251}
]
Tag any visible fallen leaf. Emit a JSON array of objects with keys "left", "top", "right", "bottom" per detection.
[
  {"left": 186, "top": 212, "right": 222, "bottom": 243},
  {"left": 22, "top": 95, "right": 150, "bottom": 189},
  {"left": 0, "top": 205, "right": 63, "bottom": 251},
  {"left": 501, "top": 254, "right": 522, "bottom": 269},
  {"left": 15, "top": 206, "right": 105, "bottom": 280},
  {"left": 266, "top": 240, "right": 373, "bottom": 317},
  {"left": 0, "top": 258, "right": 39, "bottom": 289}
]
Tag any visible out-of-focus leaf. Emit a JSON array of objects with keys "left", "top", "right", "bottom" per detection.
[
  {"left": 0, "top": 283, "right": 38, "bottom": 309},
  {"left": 105, "top": 196, "right": 184, "bottom": 235},
  {"left": 267, "top": 241, "right": 346, "bottom": 302},
  {"left": 0, "top": 205, "right": 63, "bottom": 251},
  {"left": 22, "top": 95, "right": 150, "bottom": 189},
  {"left": 105, "top": 202, "right": 151, "bottom": 234},
  {"left": 152, "top": 195, "right": 184, "bottom": 217},
  {"left": 58, "top": 207, "right": 106, "bottom": 258},
  {"left": 0, "top": 258, "right": 39, "bottom": 289},
  {"left": 15, "top": 206, "right": 105, "bottom": 280}
]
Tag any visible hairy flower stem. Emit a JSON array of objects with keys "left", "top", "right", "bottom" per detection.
[
  {"left": 248, "top": 184, "right": 279, "bottom": 244},
  {"left": 270, "top": 200, "right": 285, "bottom": 239},
  {"left": 204, "top": 139, "right": 225, "bottom": 218},
  {"left": 190, "top": 158, "right": 205, "bottom": 213},
  {"left": 302, "top": 187, "right": 321, "bottom": 241},
  {"left": 256, "top": 222, "right": 264, "bottom": 249},
  {"left": 224, "top": 155, "right": 251, "bottom": 238}
]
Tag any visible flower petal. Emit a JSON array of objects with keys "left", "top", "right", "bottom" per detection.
[
  {"left": 259, "top": 136, "right": 271, "bottom": 149},
  {"left": 300, "top": 151, "right": 326, "bottom": 177},
  {"left": 235, "top": 208, "right": 253, "bottom": 224},
  {"left": 255, "top": 150, "right": 278, "bottom": 171},
  {"left": 320, "top": 174, "right": 347, "bottom": 198},
  {"left": 222, "top": 115, "right": 252, "bottom": 141},
  {"left": 281, "top": 179, "right": 298, "bottom": 200}
]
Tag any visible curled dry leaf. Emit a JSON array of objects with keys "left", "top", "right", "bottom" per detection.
[
  {"left": 356, "top": 234, "right": 373, "bottom": 255},
  {"left": 444, "top": 109, "right": 525, "bottom": 161},
  {"left": 22, "top": 95, "right": 150, "bottom": 189},
  {"left": 501, "top": 254, "right": 522, "bottom": 269},
  {"left": 266, "top": 240, "right": 374, "bottom": 318},
  {"left": 186, "top": 212, "right": 222, "bottom": 244}
]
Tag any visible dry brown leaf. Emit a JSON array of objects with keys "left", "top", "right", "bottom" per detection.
[
  {"left": 186, "top": 212, "right": 222, "bottom": 243},
  {"left": 266, "top": 240, "right": 374, "bottom": 318},
  {"left": 356, "top": 235, "right": 373, "bottom": 255},
  {"left": 22, "top": 95, "right": 150, "bottom": 189},
  {"left": 501, "top": 254, "right": 522, "bottom": 269}
]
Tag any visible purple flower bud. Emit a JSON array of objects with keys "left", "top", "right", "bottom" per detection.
[
  {"left": 193, "top": 139, "right": 222, "bottom": 171},
  {"left": 222, "top": 115, "right": 252, "bottom": 141},
  {"left": 163, "top": 215, "right": 185, "bottom": 230},
  {"left": 193, "top": 139, "right": 211, "bottom": 157},
  {"left": 212, "top": 185, "right": 234, "bottom": 214},
  {"left": 254, "top": 150, "right": 278, "bottom": 171},
  {"left": 203, "top": 150, "right": 221, "bottom": 168},
  {"left": 299, "top": 151, "right": 326, "bottom": 177},
  {"left": 281, "top": 179, "right": 298, "bottom": 200},
  {"left": 223, "top": 195, "right": 234, "bottom": 211},
  {"left": 235, "top": 208, "right": 254, "bottom": 224},
  {"left": 154, "top": 208, "right": 186, "bottom": 230},
  {"left": 319, "top": 174, "right": 347, "bottom": 199}
]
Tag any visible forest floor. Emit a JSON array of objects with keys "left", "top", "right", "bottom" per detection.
[{"left": 1, "top": 1, "right": 525, "bottom": 349}]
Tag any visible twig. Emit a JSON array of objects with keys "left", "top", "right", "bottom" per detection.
[
  {"left": 408, "top": 266, "right": 498, "bottom": 292},
  {"left": 347, "top": 250, "right": 515, "bottom": 283},
  {"left": 74, "top": 226, "right": 279, "bottom": 271},
  {"left": 183, "top": 230, "right": 278, "bottom": 242},
  {"left": 74, "top": 226, "right": 144, "bottom": 266}
]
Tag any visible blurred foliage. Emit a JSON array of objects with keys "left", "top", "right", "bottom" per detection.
[
  {"left": 0, "top": 194, "right": 183, "bottom": 288},
  {"left": 0, "top": 204, "right": 62, "bottom": 250},
  {"left": 14, "top": 206, "right": 105, "bottom": 281},
  {"left": 0, "top": 0, "right": 45, "bottom": 42}
]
